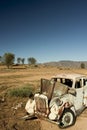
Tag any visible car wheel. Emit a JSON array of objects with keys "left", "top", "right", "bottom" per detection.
[{"left": 58, "top": 108, "right": 76, "bottom": 128}]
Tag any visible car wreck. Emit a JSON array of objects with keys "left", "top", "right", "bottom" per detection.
[{"left": 25, "top": 73, "right": 87, "bottom": 128}]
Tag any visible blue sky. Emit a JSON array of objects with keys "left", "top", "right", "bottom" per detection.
[{"left": 0, "top": 0, "right": 87, "bottom": 63}]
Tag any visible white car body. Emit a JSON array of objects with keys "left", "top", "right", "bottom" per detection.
[
  {"left": 52, "top": 73, "right": 87, "bottom": 110},
  {"left": 25, "top": 73, "right": 87, "bottom": 128}
]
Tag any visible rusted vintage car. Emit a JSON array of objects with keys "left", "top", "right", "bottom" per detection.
[{"left": 25, "top": 73, "right": 87, "bottom": 128}]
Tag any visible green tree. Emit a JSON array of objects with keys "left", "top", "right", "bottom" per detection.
[
  {"left": 0, "top": 56, "right": 2, "bottom": 63},
  {"left": 17, "top": 57, "right": 21, "bottom": 64},
  {"left": 27, "top": 57, "right": 37, "bottom": 65},
  {"left": 3, "top": 53, "right": 15, "bottom": 68},
  {"left": 81, "top": 62, "right": 85, "bottom": 69},
  {"left": 21, "top": 58, "right": 25, "bottom": 64}
]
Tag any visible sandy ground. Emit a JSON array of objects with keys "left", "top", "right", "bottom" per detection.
[
  {"left": 1, "top": 66, "right": 87, "bottom": 130},
  {"left": 40, "top": 116, "right": 87, "bottom": 130}
]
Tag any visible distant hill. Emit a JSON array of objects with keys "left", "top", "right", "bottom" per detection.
[{"left": 43, "top": 60, "right": 87, "bottom": 68}]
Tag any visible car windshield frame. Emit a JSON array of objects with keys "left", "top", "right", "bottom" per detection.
[{"left": 51, "top": 78, "right": 73, "bottom": 88}]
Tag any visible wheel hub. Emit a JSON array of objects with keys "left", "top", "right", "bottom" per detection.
[{"left": 64, "top": 115, "right": 71, "bottom": 123}]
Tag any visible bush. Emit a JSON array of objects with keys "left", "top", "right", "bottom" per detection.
[
  {"left": 8, "top": 84, "right": 35, "bottom": 97},
  {"left": 80, "top": 62, "right": 85, "bottom": 69}
]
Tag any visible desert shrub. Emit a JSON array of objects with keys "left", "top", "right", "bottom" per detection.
[
  {"left": 8, "top": 84, "right": 35, "bottom": 97},
  {"left": 80, "top": 62, "right": 85, "bottom": 69}
]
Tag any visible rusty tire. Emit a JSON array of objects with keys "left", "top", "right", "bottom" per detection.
[{"left": 58, "top": 109, "right": 76, "bottom": 129}]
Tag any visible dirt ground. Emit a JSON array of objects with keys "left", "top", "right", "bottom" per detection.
[{"left": 0, "top": 65, "right": 87, "bottom": 130}]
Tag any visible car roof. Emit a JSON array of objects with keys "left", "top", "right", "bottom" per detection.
[{"left": 52, "top": 73, "right": 87, "bottom": 80}]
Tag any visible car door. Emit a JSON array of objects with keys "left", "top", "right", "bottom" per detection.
[
  {"left": 83, "top": 78, "right": 87, "bottom": 106},
  {"left": 73, "top": 78, "right": 84, "bottom": 110}
]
